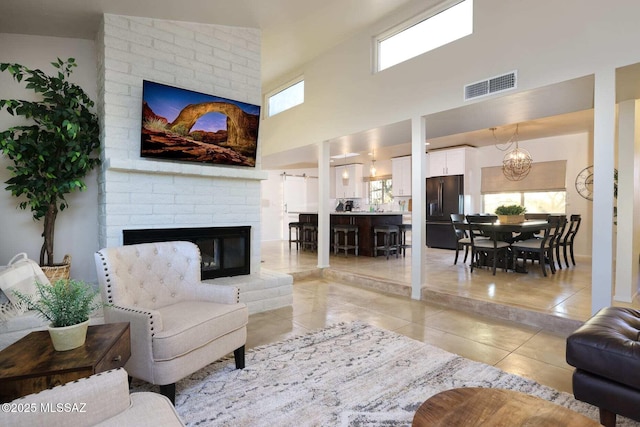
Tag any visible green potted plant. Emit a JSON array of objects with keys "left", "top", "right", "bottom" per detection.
[
  {"left": 0, "top": 58, "right": 101, "bottom": 277},
  {"left": 495, "top": 204, "right": 527, "bottom": 224},
  {"left": 12, "top": 279, "right": 104, "bottom": 351}
]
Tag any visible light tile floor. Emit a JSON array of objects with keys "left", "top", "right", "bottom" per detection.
[
  {"left": 247, "top": 277, "right": 574, "bottom": 394},
  {"left": 251, "top": 240, "right": 640, "bottom": 394},
  {"left": 249, "top": 239, "right": 640, "bottom": 395}
]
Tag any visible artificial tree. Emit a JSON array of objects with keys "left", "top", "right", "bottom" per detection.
[{"left": 0, "top": 58, "right": 100, "bottom": 266}]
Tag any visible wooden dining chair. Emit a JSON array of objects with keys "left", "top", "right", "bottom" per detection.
[
  {"left": 450, "top": 214, "right": 471, "bottom": 265},
  {"left": 524, "top": 213, "right": 550, "bottom": 220},
  {"left": 556, "top": 214, "right": 581, "bottom": 268},
  {"left": 511, "top": 217, "right": 562, "bottom": 277},
  {"left": 466, "top": 219, "right": 510, "bottom": 275},
  {"left": 548, "top": 214, "right": 567, "bottom": 270},
  {"left": 465, "top": 214, "right": 498, "bottom": 224},
  {"left": 464, "top": 214, "right": 498, "bottom": 240}
]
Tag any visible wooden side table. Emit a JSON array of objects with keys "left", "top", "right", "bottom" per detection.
[
  {"left": 0, "top": 322, "right": 130, "bottom": 402},
  {"left": 412, "top": 387, "right": 600, "bottom": 427}
]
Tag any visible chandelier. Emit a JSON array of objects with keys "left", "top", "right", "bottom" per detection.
[{"left": 493, "top": 124, "right": 532, "bottom": 181}]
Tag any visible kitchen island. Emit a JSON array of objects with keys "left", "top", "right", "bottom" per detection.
[{"left": 297, "top": 212, "right": 405, "bottom": 257}]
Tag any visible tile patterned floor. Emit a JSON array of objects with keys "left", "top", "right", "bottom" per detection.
[
  {"left": 248, "top": 241, "right": 567, "bottom": 395},
  {"left": 251, "top": 240, "right": 639, "bottom": 395}
]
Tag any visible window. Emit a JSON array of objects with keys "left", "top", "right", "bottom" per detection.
[
  {"left": 376, "top": 0, "right": 473, "bottom": 72},
  {"left": 267, "top": 79, "right": 304, "bottom": 117},
  {"left": 369, "top": 178, "right": 393, "bottom": 205},
  {"left": 483, "top": 191, "right": 567, "bottom": 215},
  {"left": 481, "top": 160, "right": 567, "bottom": 214}
]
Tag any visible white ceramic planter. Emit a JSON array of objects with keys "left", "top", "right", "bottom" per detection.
[{"left": 48, "top": 319, "right": 89, "bottom": 351}]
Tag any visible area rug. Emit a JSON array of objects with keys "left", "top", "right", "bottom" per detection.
[{"left": 132, "top": 321, "right": 639, "bottom": 426}]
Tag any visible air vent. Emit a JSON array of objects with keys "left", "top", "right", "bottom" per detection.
[{"left": 464, "top": 70, "right": 517, "bottom": 101}]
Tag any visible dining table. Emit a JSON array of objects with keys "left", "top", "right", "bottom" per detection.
[
  {"left": 468, "top": 219, "right": 549, "bottom": 272},
  {"left": 476, "top": 219, "right": 548, "bottom": 242},
  {"left": 479, "top": 219, "right": 548, "bottom": 232}
]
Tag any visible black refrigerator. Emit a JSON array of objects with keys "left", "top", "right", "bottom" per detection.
[{"left": 426, "top": 175, "right": 464, "bottom": 249}]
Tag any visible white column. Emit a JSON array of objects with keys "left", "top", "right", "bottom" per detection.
[
  {"left": 591, "top": 69, "right": 616, "bottom": 314},
  {"left": 614, "top": 100, "right": 640, "bottom": 302},
  {"left": 317, "top": 140, "right": 331, "bottom": 268},
  {"left": 410, "top": 116, "right": 426, "bottom": 300}
]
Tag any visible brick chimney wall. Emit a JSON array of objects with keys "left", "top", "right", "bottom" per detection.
[{"left": 96, "top": 14, "right": 265, "bottom": 274}]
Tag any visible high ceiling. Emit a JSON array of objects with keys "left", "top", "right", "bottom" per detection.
[
  {"left": 0, "top": 0, "right": 414, "bottom": 87},
  {"left": 3, "top": 1, "right": 639, "bottom": 170}
]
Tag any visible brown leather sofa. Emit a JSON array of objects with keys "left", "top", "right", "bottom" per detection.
[{"left": 566, "top": 306, "right": 640, "bottom": 427}]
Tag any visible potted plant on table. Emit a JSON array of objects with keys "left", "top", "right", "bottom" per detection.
[
  {"left": 12, "top": 279, "right": 104, "bottom": 351},
  {"left": 0, "top": 58, "right": 101, "bottom": 280},
  {"left": 495, "top": 204, "right": 527, "bottom": 224}
]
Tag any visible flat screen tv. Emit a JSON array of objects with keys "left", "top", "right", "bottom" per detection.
[{"left": 141, "top": 80, "right": 260, "bottom": 167}]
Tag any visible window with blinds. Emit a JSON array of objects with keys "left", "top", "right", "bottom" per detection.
[
  {"left": 481, "top": 160, "right": 567, "bottom": 213},
  {"left": 481, "top": 160, "right": 566, "bottom": 193}
]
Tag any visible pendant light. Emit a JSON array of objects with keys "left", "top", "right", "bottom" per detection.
[
  {"left": 341, "top": 153, "right": 349, "bottom": 179},
  {"left": 370, "top": 150, "right": 377, "bottom": 177},
  {"left": 493, "top": 124, "right": 532, "bottom": 181}
]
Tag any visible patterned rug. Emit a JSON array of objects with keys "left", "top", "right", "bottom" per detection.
[{"left": 132, "top": 321, "right": 639, "bottom": 426}]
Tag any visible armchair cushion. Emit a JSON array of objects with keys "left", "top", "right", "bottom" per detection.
[
  {"left": 153, "top": 300, "right": 248, "bottom": 361},
  {"left": 98, "top": 390, "right": 184, "bottom": 427},
  {"left": 0, "top": 368, "right": 184, "bottom": 427},
  {"left": 97, "top": 241, "right": 203, "bottom": 309}
]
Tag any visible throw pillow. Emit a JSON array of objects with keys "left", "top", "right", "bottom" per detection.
[{"left": 0, "top": 253, "right": 50, "bottom": 306}]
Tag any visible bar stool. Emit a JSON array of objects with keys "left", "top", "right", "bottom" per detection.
[
  {"left": 398, "top": 223, "right": 412, "bottom": 257},
  {"left": 373, "top": 224, "right": 399, "bottom": 259},
  {"left": 332, "top": 224, "right": 359, "bottom": 257},
  {"left": 288, "top": 221, "right": 303, "bottom": 251},
  {"left": 301, "top": 222, "right": 318, "bottom": 252}
]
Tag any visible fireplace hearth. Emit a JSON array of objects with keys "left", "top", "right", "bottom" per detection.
[{"left": 123, "top": 226, "right": 251, "bottom": 279}]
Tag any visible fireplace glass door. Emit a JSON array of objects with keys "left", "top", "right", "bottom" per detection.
[{"left": 123, "top": 226, "right": 250, "bottom": 279}]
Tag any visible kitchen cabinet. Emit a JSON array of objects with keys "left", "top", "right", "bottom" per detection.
[
  {"left": 427, "top": 147, "right": 469, "bottom": 177},
  {"left": 426, "top": 147, "right": 478, "bottom": 214},
  {"left": 391, "top": 156, "right": 411, "bottom": 196},
  {"left": 334, "top": 164, "right": 363, "bottom": 199}
]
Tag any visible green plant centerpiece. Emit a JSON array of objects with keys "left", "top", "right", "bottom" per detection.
[
  {"left": 0, "top": 58, "right": 101, "bottom": 268},
  {"left": 495, "top": 204, "right": 526, "bottom": 224},
  {"left": 495, "top": 205, "right": 526, "bottom": 215},
  {"left": 13, "top": 279, "right": 104, "bottom": 351}
]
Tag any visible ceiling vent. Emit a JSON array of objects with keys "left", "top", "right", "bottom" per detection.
[{"left": 464, "top": 70, "right": 517, "bottom": 101}]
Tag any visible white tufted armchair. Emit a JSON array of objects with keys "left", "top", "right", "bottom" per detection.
[{"left": 94, "top": 241, "right": 248, "bottom": 404}]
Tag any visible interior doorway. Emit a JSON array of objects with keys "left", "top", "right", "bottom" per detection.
[{"left": 281, "top": 174, "right": 318, "bottom": 239}]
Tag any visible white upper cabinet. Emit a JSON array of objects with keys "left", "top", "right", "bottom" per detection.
[
  {"left": 391, "top": 156, "right": 411, "bottom": 196},
  {"left": 334, "top": 164, "right": 363, "bottom": 199},
  {"left": 427, "top": 147, "right": 470, "bottom": 177}
]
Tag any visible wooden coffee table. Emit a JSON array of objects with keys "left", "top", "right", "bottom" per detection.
[
  {"left": 412, "top": 387, "right": 600, "bottom": 426},
  {"left": 0, "top": 322, "right": 130, "bottom": 402}
]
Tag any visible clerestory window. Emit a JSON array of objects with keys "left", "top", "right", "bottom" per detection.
[
  {"left": 376, "top": 0, "right": 473, "bottom": 72},
  {"left": 267, "top": 79, "right": 304, "bottom": 117}
]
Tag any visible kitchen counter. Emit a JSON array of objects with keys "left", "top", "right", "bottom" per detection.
[
  {"left": 296, "top": 213, "right": 405, "bottom": 257},
  {"left": 293, "top": 211, "right": 407, "bottom": 215},
  {"left": 332, "top": 211, "right": 406, "bottom": 215}
]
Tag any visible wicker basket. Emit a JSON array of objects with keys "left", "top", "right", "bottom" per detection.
[{"left": 41, "top": 254, "right": 72, "bottom": 282}]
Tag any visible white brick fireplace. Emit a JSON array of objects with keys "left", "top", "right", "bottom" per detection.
[{"left": 94, "top": 14, "right": 291, "bottom": 313}]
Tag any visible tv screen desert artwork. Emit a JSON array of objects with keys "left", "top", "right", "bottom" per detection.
[{"left": 141, "top": 81, "right": 260, "bottom": 167}]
